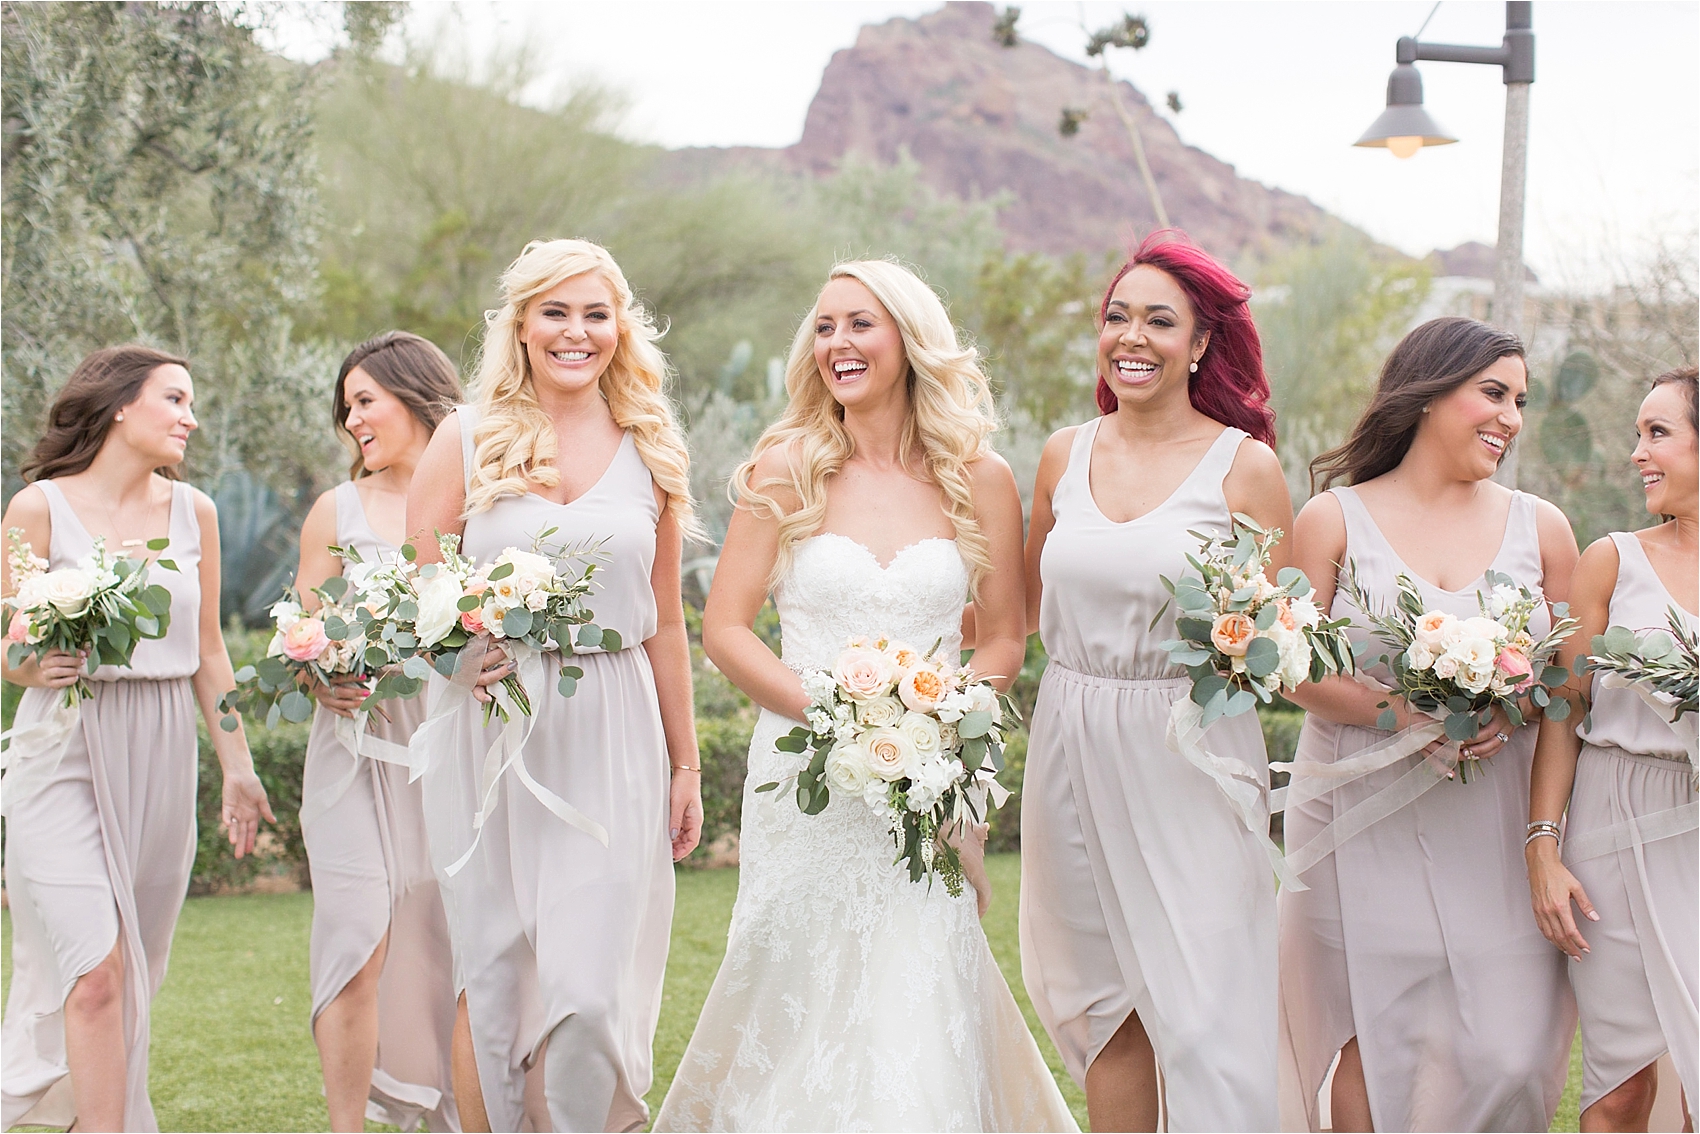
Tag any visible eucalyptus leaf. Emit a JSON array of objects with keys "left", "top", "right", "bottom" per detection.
[
  {"left": 576, "top": 625, "right": 605, "bottom": 649},
  {"left": 959, "top": 710, "right": 993, "bottom": 739},
  {"left": 1444, "top": 712, "right": 1477, "bottom": 741}
]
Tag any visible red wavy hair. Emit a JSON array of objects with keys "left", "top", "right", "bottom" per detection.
[{"left": 1095, "top": 230, "right": 1276, "bottom": 447}]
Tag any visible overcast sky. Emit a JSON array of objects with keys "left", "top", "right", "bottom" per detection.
[{"left": 271, "top": 1, "right": 1699, "bottom": 288}]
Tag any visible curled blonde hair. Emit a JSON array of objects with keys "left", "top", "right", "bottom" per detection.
[
  {"left": 733, "top": 259, "right": 997, "bottom": 596},
  {"left": 466, "top": 239, "right": 701, "bottom": 538}
]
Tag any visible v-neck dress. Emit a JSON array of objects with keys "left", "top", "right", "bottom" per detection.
[
  {"left": 301, "top": 480, "right": 458, "bottom": 1131},
  {"left": 419, "top": 408, "right": 673, "bottom": 1134},
  {"left": 1020, "top": 420, "right": 1279, "bottom": 1131},
  {"left": 1565, "top": 531, "right": 1697, "bottom": 1114},
  {"left": 2, "top": 479, "right": 202, "bottom": 1133},
  {"left": 1276, "top": 485, "right": 1575, "bottom": 1132}
]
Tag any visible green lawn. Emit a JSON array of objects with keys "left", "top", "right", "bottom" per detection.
[{"left": 3, "top": 856, "right": 1578, "bottom": 1132}]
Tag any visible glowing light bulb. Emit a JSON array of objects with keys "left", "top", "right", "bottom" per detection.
[{"left": 1387, "top": 135, "right": 1424, "bottom": 159}]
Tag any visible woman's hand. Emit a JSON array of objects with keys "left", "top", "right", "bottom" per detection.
[
  {"left": 1452, "top": 703, "right": 1515, "bottom": 765},
  {"left": 308, "top": 671, "right": 368, "bottom": 718},
  {"left": 470, "top": 642, "right": 514, "bottom": 704},
  {"left": 945, "top": 820, "right": 992, "bottom": 919},
  {"left": 669, "top": 768, "right": 703, "bottom": 862},
  {"left": 1527, "top": 838, "right": 1597, "bottom": 959},
  {"left": 36, "top": 648, "right": 86, "bottom": 690},
  {"left": 222, "top": 767, "right": 277, "bottom": 859}
]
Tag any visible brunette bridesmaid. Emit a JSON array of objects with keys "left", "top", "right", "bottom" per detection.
[
  {"left": 295, "top": 332, "right": 464, "bottom": 1131},
  {"left": 1279, "top": 317, "right": 1580, "bottom": 1132},
  {"left": 407, "top": 239, "right": 703, "bottom": 1132},
  {"left": 1020, "top": 232, "right": 1293, "bottom": 1131},
  {"left": 1527, "top": 366, "right": 1697, "bottom": 1132},
  {"left": 1, "top": 346, "right": 274, "bottom": 1132}
]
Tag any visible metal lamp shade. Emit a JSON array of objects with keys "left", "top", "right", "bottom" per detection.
[{"left": 1355, "top": 63, "right": 1458, "bottom": 152}]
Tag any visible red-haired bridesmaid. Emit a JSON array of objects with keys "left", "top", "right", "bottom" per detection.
[{"left": 1020, "top": 232, "right": 1292, "bottom": 1130}]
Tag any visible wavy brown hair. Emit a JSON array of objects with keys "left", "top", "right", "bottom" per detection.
[
  {"left": 21, "top": 345, "right": 191, "bottom": 482},
  {"left": 1310, "top": 317, "right": 1525, "bottom": 493},
  {"left": 1650, "top": 365, "right": 1697, "bottom": 431},
  {"left": 333, "top": 331, "right": 464, "bottom": 478}
]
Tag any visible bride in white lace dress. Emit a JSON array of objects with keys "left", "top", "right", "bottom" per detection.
[{"left": 655, "top": 262, "right": 1077, "bottom": 1133}]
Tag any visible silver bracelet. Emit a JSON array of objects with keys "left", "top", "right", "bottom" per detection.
[
  {"left": 1524, "top": 828, "right": 1560, "bottom": 847},
  {"left": 1526, "top": 820, "right": 1561, "bottom": 835}
]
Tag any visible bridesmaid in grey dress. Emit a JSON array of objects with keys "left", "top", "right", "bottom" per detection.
[
  {"left": 295, "top": 333, "right": 464, "bottom": 1131},
  {"left": 2, "top": 346, "right": 274, "bottom": 1132},
  {"left": 1527, "top": 367, "right": 1697, "bottom": 1132},
  {"left": 1021, "top": 234, "right": 1294, "bottom": 1131},
  {"left": 1279, "top": 318, "right": 1580, "bottom": 1132},
  {"left": 407, "top": 239, "right": 703, "bottom": 1132}
]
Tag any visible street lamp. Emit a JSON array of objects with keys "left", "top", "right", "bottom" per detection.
[{"left": 1357, "top": 1, "right": 1535, "bottom": 482}]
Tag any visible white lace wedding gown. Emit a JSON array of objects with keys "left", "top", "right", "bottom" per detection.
[{"left": 655, "top": 534, "right": 1078, "bottom": 1132}]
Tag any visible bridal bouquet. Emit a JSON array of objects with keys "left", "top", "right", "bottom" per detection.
[
  {"left": 1342, "top": 566, "right": 1578, "bottom": 780},
  {"left": 357, "top": 530, "right": 613, "bottom": 723},
  {"left": 4, "top": 528, "right": 177, "bottom": 707},
  {"left": 755, "top": 635, "right": 1014, "bottom": 896},
  {"left": 217, "top": 570, "right": 382, "bottom": 731},
  {"left": 1158, "top": 516, "right": 1357, "bottom": 725},
  {"left": 1580, "top": 608, "right": 1698, "bottom": 726}
]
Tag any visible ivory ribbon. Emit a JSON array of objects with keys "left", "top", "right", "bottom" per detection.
[
  {"left": 1166, "top": 697, "right": 1308, "bottom": 891},
  {"left": 0, "top": 694, "right": 80, "bottom": 818},
  {"left": 1600, "top": 672, "right": 1699, "bottom": 769},
  {"left": 1562, "top": 795, "right": 1699, "bottom": 866},
  {"left": 297, "top": 707, "right": 414, "bottom": 828},
  {"left": 409, "top": 635, "right": 609, "bottom": 880}
]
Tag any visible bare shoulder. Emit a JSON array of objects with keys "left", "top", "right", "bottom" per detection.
[
  {"left": 1226, "top": 435, "right": 1284, "bottom": 481},
  {"left": 187, "top": 483, "right": 218, "bottom": 522},
  {"left": 1, "top": 482, "right": 49, "bottom": 529},
  {"left": 1294, "top": 489, "right": 1346, "bottom": 540},
  {"left": 1034, "top": 424, "right": 1082, "bottom": 489},
  {"left": 1573, "top": 533, "right": 1622, "bottom": 595},
  {"left": 301, "top": 487, "right": 339, "bottom": 535},
  {"left": 968, "top": 449, "right": 1017, "bottom": 492},
  {"left": 744, "top": 440, "right": 804, "bottom": 513}
]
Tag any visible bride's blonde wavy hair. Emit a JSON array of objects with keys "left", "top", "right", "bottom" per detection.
[
  {"left": 465, "top": 239, "right": 702, "bottom": 538},
  {"left": 733, "top": 259, "right": 998, "bottom": 597}
]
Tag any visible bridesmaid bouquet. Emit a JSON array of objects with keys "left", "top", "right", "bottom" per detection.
[
  {"left": 1342, "top": 566, "right": 1578, "bottom": 780},
  {"left": 216, "top": 569, "right": 381, "bottom": 731},
  {"left": 1579, "top": 608, "right": 1698, "bottom": 726},
  {"left": 3, "top": 528, "right": 177, "bottom": 707},
  {"left": 755, "top": 635, "right": 1015, "bottom": 896},
  {"left": 1158, "top": 516, "right": 1357, "bottom": 726},
  {"left": 357, "top": 530, "right": 613, "bottom": 723}
]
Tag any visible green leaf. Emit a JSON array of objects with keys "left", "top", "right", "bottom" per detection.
[
  {"left": 958, "top": 709, "right": 993, "bottom": 739},
  {"left": 575, "top": 624, "right": 605, "bottom": 649},
  {"left": 600, "top": 629, "right": 622, "bottom": 652},
  {"left": 1546, "top": 698, "right": 1572, "bottom": 721},
  {"left": 502, "top": 607, "right": 533, "bottom": 637},
  {"left": 458, "top": 594, "right": 481, "bottom": 612},
  {"left": 487, "top": 562, "right": 514, "bottom": 581},
  {"left": 154, "top": 558, "right": 177, "bottom": 572},
  {"left": 367, "top": 645, "right": 393, "bottom": 669},
  {"left": 562, "top": 665, "right": 584, "bottom": 679},
  {"left": 401, "top": 542, "right": 417, "bottom": 562},
  {"left": 280, "top": 690, "right": 313, "bottom": 722},
  {"left": 961, "top": 735, "right": 987, "bottom": 771},
  {"left": 1200, "top": 687, "right": 1229, "bottom": 727},
  {"left": 1531, "top": 686, "right": 1550, "bottom": 707},
  {"left": 557, "top": 672, "right": 578, "bottom": 698},
  {"left": 754, "top": 781, "right": 779, "bottom": 793},
  {"left": 319, "top": 575, "right": 350, "bottom": 602},
  {"left": 1376, "top": 707, "right": 1399, "bottom": 731},
  {"left": 402, "top": 656, "right": 434, "bottom": 680},
  {"left": 395, "top": 600, "right": 419, "bottom": 622},
  {"left": 1225, "top": 689, "right": 1257, "bottom": 716},
  {"left": 324, "top": 616, "right": 348, "bottom": 641},
  {"left": 133, "top": 615, "right": 158, "bottom": 638},
  {"left": 1444, "top": 712, "right": 1477, "bottom": 741},
  {"left": 1254, "top": 603, "right": 1279, "bottom": 631},
  {"left": 1243, "top": 635, "right": 1280, "bottom": 678},
  {"left": 1540, "top": 665, "right": 1568, "bottom": 687},
  {"left": 1602, "top": 625, "right": 1637, "bottom": 655},
  {"left": 775, "top": 733, "right": 808, "bottom": 753},
  {"left": 219, "top": 713, "right": 240, "bottom": 732},
  {"left": 255, "top": 656, "right": 291, "bottom": 685},
  {"left": 145, "top": 536, "right": 170, "bottom": 551},
  {"left": 1191, "top": 672, "right": 1229, "bottom": 707}
]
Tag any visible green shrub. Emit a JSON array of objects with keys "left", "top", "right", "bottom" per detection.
[{"left": 193, "top": 720, "right": 309, "bottom": 894}]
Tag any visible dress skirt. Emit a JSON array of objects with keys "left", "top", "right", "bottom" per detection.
[
  {"left": 421, "top": 645, "right": 674, "bottom": 1133},
  {"left": 1564, "top": 743, "right": 1698, "bottom": 1113},
  {"left": 1277, "top": 715, "right": 1576, "bottom": 1131},
  {"left": 302, "top": 694, "right": 458, "bottom": 1130},
  {"left": 1020, "top": 666, "right": 1276, "bottom": 1132},
  {"left": 1, "top": 678, "right": 198, "bottom": 1132}
]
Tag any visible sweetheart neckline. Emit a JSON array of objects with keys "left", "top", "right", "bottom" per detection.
[{"left": 798, "top": 532, "right": 958, "bottom": 572}]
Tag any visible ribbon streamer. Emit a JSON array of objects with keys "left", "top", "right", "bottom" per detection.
[
  {"left": 0, "top": 694, "right": 80, "bottom": 818},
  {"left": 410, "top": 635, "right": 609, "bottom": 881},
  {"left": 297, "top": 706, "right": 414, "bottom": 828},
  {"left": 1601, "top": 672, "right": 1699, "bottom": 770},
  {"left": 1563, "top": 795, "right": 1699, "bottom": 866},
  {"left": 1166, "top": 697, "right": 1308, "bottom": 891}
]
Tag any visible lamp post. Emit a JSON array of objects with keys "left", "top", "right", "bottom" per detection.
[{"left": 1356, "top": 2, "right": 1536, "bottom": 483}]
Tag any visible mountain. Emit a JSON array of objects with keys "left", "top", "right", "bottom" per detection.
[{"left": 663, "top": 1, "right": 1351, "bottom": 263}]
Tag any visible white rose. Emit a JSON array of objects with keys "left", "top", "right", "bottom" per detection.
[
  {"left": 414, "top": 572, "right": 465, "bottom": 646},
  {"left": 861, "top": 727, "right": 916, "bottom": 782},
  {"left": 39, "top": 567, "right": 95, "bottom": 617},
  {"left": 1287, "top": 597, "right": 1321, "bottom": 628},
  {"left": 824, "top": 740, "right": 873, "bottom": 795},
  {"left": 1459, "top": 616, "right": 1508, "bottom": 646},
  {"left": 896, "top": 710, "right": 943, "bottom": 759},
  {"left": 1271, "top": 624, "right": 1310, "bottom": 690},
  {"left": 1452, "top": 637, "right": 1498, "bottom": 670},
  {"left": 12, "top": 575, "right": 45, "bottom": 609},
  {"left": 965, "top": 683, "right": 997, "bottom": 715},
  {"left": 1459, "top": 661, "right": 1494, "bottom": 694},
  {"left": 1414, "top": 611, "right": 1457, "bottom": 650},
  {"left": 525, "top": 589, "right": 548, "bottom": 612},
  {"left": 856, "top": 695, "right": 905, "bottom": 729},
  {"left": 1404, "top": 641, "right": 1436, "bottom": 671},
  {"left": 1432, "top": 653, "right": 1460, "bottom": 679},
  {"left": 493, "top": 548, "right": 555, "bottom": 594}
]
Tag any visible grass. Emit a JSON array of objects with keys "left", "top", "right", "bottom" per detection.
[{"left": 4, "top": 856, "right": 1579, "bottom": 1132}]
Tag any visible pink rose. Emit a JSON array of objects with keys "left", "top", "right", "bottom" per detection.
[
  {"left": 6, "top": 608, "right": 29, "bottom": 643},
  {"left": 461, "top": 604, "right": 487, "bottom": 634},
  {"left": 833, "top": 645, "right": 896, "bottom": 703},
  {"left": 279, "top": 617, "right": 330, "bottom": 662},
  {"left": 1495, "top": 647, "right": 1533, "bottom": 690}
]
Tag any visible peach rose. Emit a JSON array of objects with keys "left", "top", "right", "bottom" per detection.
[
  {"left": 280, "top": 617, "right": 330, "bottom": 662},
  {"left": 1211, "top": 612, "right": 1255, "bottom": 658},
  {"left": 898, "top": 664, "right": 946, "bottom": 713},
  {"left": 833, "top": 645, "right": 896, "bottom": 702},
  {"left": 461, "top": 603, "right": 488, "bottom": 635}
]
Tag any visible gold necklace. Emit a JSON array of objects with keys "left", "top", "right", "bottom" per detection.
[{"left": 100, "top": 480, "right": 163, "bottom": 550}]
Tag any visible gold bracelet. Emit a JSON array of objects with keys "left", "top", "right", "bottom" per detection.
[{"left": 671, "top": 763, "right": 701, "bottom": 773}]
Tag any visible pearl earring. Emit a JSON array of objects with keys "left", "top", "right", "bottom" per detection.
[
  {"left": 1189, "top": 361, "right": 1199, "bottom": 374},
  {"left": 1421, "top": 406, "right": 1430, "bottom": 414},
  {"left": 115, "top": 413, "right": 125, "bottom": 422}
]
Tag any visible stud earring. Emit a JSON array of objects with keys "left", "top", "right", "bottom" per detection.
[
  {"left": 1421, "top": 406, "right": 1430, "bottom": 414},
  {"left": 1188, "top": 361, "right": 1199, "bottom": 374},
  {"left": 115, "top": 412, "right": 125, "bottom": 422}
]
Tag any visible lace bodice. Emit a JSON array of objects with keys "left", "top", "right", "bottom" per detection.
[{"left": 655, "top": 532, "right": 1076, "bottom": 1131}]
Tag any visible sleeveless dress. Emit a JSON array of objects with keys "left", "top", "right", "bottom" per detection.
[
  {"left": 1564, "top": 531, "right": 1697, "bottom": 1115},
  {"left": 2, "top": 479, "right": 202, "bottom": 1132},
  {"left": 654, "top": 533, "right": 1077, "bottom": 1133},
  {"left": 1020, "top": 420, "right": 1278, "bottom": 1132},
  {"left": 417, "top": 408, "right": 674, "bottom": 1133},
  {"left": 1277, "top": 485, "right": 1575, "bottom": 1132},
  {"left": 300, "top": 480, "right": 458, "bottom": 1131}
]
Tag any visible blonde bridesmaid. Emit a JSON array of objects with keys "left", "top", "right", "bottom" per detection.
[
  {"left": 407, "top": 239, "right": 703, "bottom": 1132},
  {"left": 296, "top": 332, "right": 464, "bottom": 1131},
  {"left": 1, "top": 346, "right": 274, "bottom": 1132},
  {"left": 1527, "top": 366, "right": 1697, "bottom": 1132},
  {"left": 1279, "top": 317, "right": 1580, "bottom": 1132},
  {"left": 1021, "top": 233, "right": 1292, "bottom": 1131}
]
